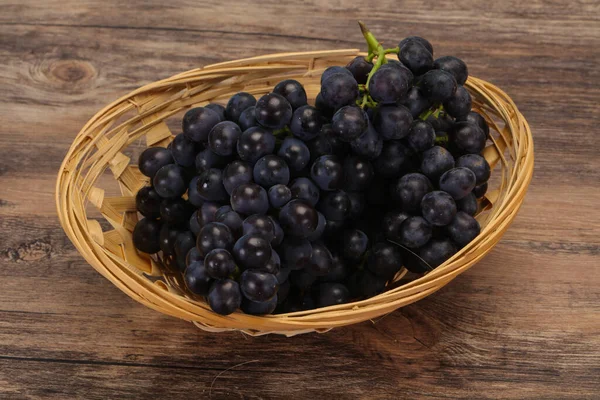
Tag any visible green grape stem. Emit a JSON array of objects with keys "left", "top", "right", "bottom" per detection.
[{"left": 419, "top": 104, "right": 444, "bottom": 121}]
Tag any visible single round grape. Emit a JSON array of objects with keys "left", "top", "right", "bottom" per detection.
[
  {"left": 439, "top": 167, "right": 477, "bottom": 200},
  {"left": 196, "top": 168, "right": 228, "bottom": 202},
  {"left": 290, "top": 105, "right": 323, "bottom": 141},
  {"left": 433, "top": 56, "right": 468, "bottom": 85},
  {"left": 254, "top": 93, "right": 292, "bottom": 129},
  {"left": 268, "top": 184, "right": 292, "bottom": 208},
  {"left": 207, "top": 121, "right": 242, "bottom": 157},
  {"left": 398, "top": 216, "right": 432, "bottom": 248},
  {"left": 159, "top": 224, "right": 181, "bottom": 256},
  {"left": 238, "top": 106, "right": 257, "bottom": 131},
  {"left": 289, "top": 269, "right": 317, "bottom": 291},
  {"left": 216, "top": 210, "right": 244, "bottom": 238},
  {"left": 343, "top": 156, "right": 374, "bottom": 191},
  {"left": 185, "top": 261, "right": 212, "bottom": 296},
  {"left": 321, "top": 73, "right": 359, "bottom": 109},
  {"left": 420, "top": 146, "right": 455, "bottom": 182},
  {"left": 306, "top": 135, "right": 333, "bottom": 164},
  {"left": 160, "top": 198, "right": 193, "bottom": 227},
  {"left": 346, "top": 192, "right": 365, "bottom": 221},
  {"left": 456, "top": 192, "right": 478, "bottom": 216},
  {"left": 315, "top": 283, "right": 350, "bottom": 308},
  {"left": 318, "top": 254, "right": 348, "bottom": 282},
  {"left": 320, "top": 66, "right": 353, "bottom": 84},
  {"left": 277, "top": 137, "right": 310, "bottom": 172},
  {"left": 332, "top": 105, "right": 368, "bottom": 142},
  {"left": 182, "top": 107, "right": 221, "bottom": 142},
  {"left": 346, "top": 56, "right": 373, "bottom": 84},
  {"left": 399, "top": 40, "right": 433, "bottom": 75},
  {"left": 230, "top": 183, "right": 269, "bottom": 215},
  {"left": 401, "top": 87, "right": 431, "bottom": 119},
  {"left": 407, "top": 120, "right": 436, "bottom": 152},
  {"left": 276, "top": 280, "right": 290, "bottom": 304},
  {"left": 170, "top": 133, "right": 198, "bottom": 167},
  {"left": 460, "top": 111, "right": 489, "bottom": 137},
  {"left": 152, "top": 164, "right": 186, "bottom": 198},
  {"left": 306, "top": 212, "right": 327, "bottom": 242},
  {"left": 382, "top": 210, "right": 410, "bottom": 241},
  {"left": 444, "top": 85, "right": 472, "bottom": 119},
  {"left": 419, "top": 238, "right": 458, "bottom": 270},
  {"left": 186, "top": 246, "right": 203, "bottom": 266},
  {"left": 136, "top": 186, "right": 161, "bottom": 219},
  {"left": 373, "top": 105, "right": 413, "bottom": 140},
  {"left": 350, "top": 123, "right": 383, "bottom": 160},
  {"left": 205, "top": 248, "right": 236, "bottom": 279},
  {"left": 269, "top": 216, "right": 284, "bottom": 247},
  {"left": 322, "top": 124, "right": 350, "bottom": 157},
  {"left": 273, "top": 79, "right": 308, "bottom": 110},
  {"left": 174, "top": 231, "right": 196, "bottom": 264},
  {"left": 132, "top": 218, "right": 161, "bottom": 254},
  {"left": 373, "top": 140, "right": 411, "bottom": 178},
  {"left": 391, "top": 173, "right": 433, "bottom": 213},
  {"left": 225, "top": 92, "right": 256, "bottom": 124},
  {"left": 241, "top": 295, "right": 278, "bottom": 315},
  {"left": 289, "top": 177, "right": 320, "bottom": 206},
  {"left": 253, "top": 155, "right": 290, "bottom": 188},
  {"left": 368, "top": 63, "right": 411, "bottom": 104},
  {"left": 279, "top": 199, "right": 319, "bottom": 238},
  {"left": 421, "top": 191, "right": 457, "bottom": 226},
  {"left": 306, "top": 242, "right": 333, "bottom": 276},
  {"left": 237, "top": 127, "right": 276, "bottom": 164},
  {"left": 242, "top": 214, "right": 275, "bottom": 242},
  {"left": 419, "top": 69, "right": 458, "bottom": 103},
  {"left": 205, "top": 103, "right": 225, "bottom": 122},
  {"left": 341, "top": 229, "right": 368, "bottom": 262},
  {"left": 447, "top": 211, "right": 481, "bottom": 247},
  {"left": 196, "top": 202, "right": 219, "bottom": 228},
  {"left": 456, "top": 154, "right": 491, "bottom": 185},
  {"left": 222, "top": 160, "right": 252, "bottom": 195},
  {"left": 310, "top": 155, "right": 344, "bottom": 191},
  {"left": 279, "top": 237, "right": 313, "bottom": 270},
  {"left": 232, "top": 234, "right": 272, "bottom": 270},
  {"left": 189, "top": 210, "right": 202, "bottom": 236},
  {"left": 473, "top": 182, "right": 488, "bottom": 198},
  {"left": 367, "top": 242, "right": 403, "bottom": 280},
  {"left": 197, "top": 222, "right": 234, "bottom": 257},
  {"left": 400, "top": 36, "right": 433, "bottom": 55},
  {"left": 386, "top": 59, "right": 415, "bottom": 84},
  {"left": 315, "top": 92, "right": 334, "bottom": 119},
  {"left": 139, "top": 147, "right": 174, "bottom": 179},
  {"left": 208, "top": 279, "right": 242, "bottom": 315},
  {"left": 257, "top": 249, "right": 281, "bottom": 275},
  {"left": 317, "top": 190, "right": 350, "bottom": 222},
  {"left": 195, "top": 148, "right": 230, "bottom": 174}
]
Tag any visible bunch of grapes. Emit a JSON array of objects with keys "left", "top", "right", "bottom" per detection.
[{"left": 132, "top": 22, "right": 490, "bottom": 316}]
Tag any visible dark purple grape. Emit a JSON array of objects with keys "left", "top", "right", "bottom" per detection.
[
  {"left": 242, "top": 214, "right": 275, "bottom": 242},
  {"left": 253, "top": 155, "right": 290, "bottom": 188},
  {"left": 444, "top": 85, "right": 472, "bottom": 119},
  {"left": 189, "top": 211, "right": 202, "bottom": 236},
  {"left": 321, "top": 124, "right": 350, "bottom": 157},
  {"left": 460, "top": 111, "right": 490, "bottom": 137},
  {"left": 225, "top": 92, "right": 256, "bottom": 124},
  {"left": 237, "top": 127, "right": 276, "bottom": 164},
  {"left": 346, "top": 56, "right": 373, "bottom": 84},
  {"left": 373, "top": 105, "right": 413, "bottom": 140},
  {"left": 310, "top": 155, "right": 344, "bottom": 191},
  {"left": 353, "top": 270, "right": 387, "bottom": 298},
  {"left": 401, "top": 86, "right": 431, "bottom": 119},
  {"left": 277, "top": 137, "right": 310, "bottom": 172},
  {"left": 232, "top": 234, "right": 272, "bottom": 270},
  {"left": 196, "top": 202, "right": 219, "bottom": 228},
  {"left": 187, "top": 176, "right": 204, "bottom": 208},
  {"left": 132, "top": 218, "right": 161, "bottom": 254},
  {"left": 290, "top": 105, "right": 323, "bottom": 141},
  {"left": 205, "top": 103, "right": 225, "bottom": 122},
  {"left": 160, "top": 198, "right": 193, "bottom": 227},
  {"left": 238, "top": 106, "right": 257, "bottom": 131},
  {"left": 215, "top": 205, "right": 233, "bottom": 220},
  {"left": 398, "top": 216, "right": 432, "bottom": 248},
  {"left": 433, "top": 56, "right": 468, "bottom": 85},
  {"left": 317, "top": 190, "right": 350, "bottom": 222},
  {"left": 419, "top": 238, "right": 458, "bottom": 269},
  {"left": 319, "top": 254, "right": 349, "bottom": 282},
  {"left": 230, "top": 183, "right": 269, "bottom": 215},
  {"left": 343, "top": 156, "right": 374, "bottom": 191},
  {"left": 196, "top": 168, "right": 228, "bottom": 202},
  {"left": 382, "top": 210, "right": 410, "bottom": 241},
  {"left": 268, "top": 184, "right": 292, "bottom": 208},
  {"left": 139, "top": 147, "right": 174, "bottom": 179},
  {"left": 290, "top": 269, "right": 317, "bottom": 291},
  {"left": 182, "top": 107, "right": 221, "bottom": 142},
  {"left": 197, "top": 222, "right": 234, "bottom": 257},
  {"left": 186, "top": 246, "right": 202, "bottom": 266},
  {"left": 279, "top": 199, "right": 319, "bottom": 238},
  {"left": 420, "top": 146, "right": 455, "bottom": 182},
  {"left": 306, "top": 212, "right": 327, "bottom": 242},
  {"left": 456, "top": 192, "right": 478, "bottom": 216},
  {"left": 276, "top": 265, "right": 292, "bottom": 284},
  {"left": 439, "top": 167, "right": 477, "bottom": 200},
  {"left": 269, "top": 217, "right": 284, "bottom": 247},
  {"left": 153, "top": 164, "right": 186, "bottom": 198},
  {"left": 367, "top": 242, "right": 403, "bottom": 279},
  {"left": 175, "top": 232, "right": 197, "bottom": 268},
  {"left": 315, "top": 283, "right": 350, "bottom": 308},
  {"left": 419, "top": 69, "right": 457, "bottom": 103},
  {"left": 216, "top": 210, "right": 244, "bottom": 237},
  {"left": 159, "top": 224, "right": 181, "bottom": 256},
  {"left": 427, "top": 113, "right": 455, "bottom": 133},
  {"left": 208, "top": 121, "right": 242, "bottom": 156},
  {"left": 222, "top": 160, "right": 253, "bottom": 195},
  {"left": 341, "top": 229, "right": 368, "bottom": 262},
  {"left": 241, "top": 295, "right": 278, "bottom": 315},
  {"left": 421, "top": 191, "right": 457, "bottom": 226},
  {"left": 273, "top": 79, "right": 308, "bottom": 110},
  {"left": 171, "top": 133, "right": 198, "bottom": 167},
  {"left": 346, "top": 192, "right": 365, "bottom": 220},
  {"left": 447, "top": 211, "right": 481, "bottom": 247},
  {"left": 399, "top": 40, "right": 433, "bottom": 75},
  {"left": 306, "top": 135, "right": 333, "bottom": 164},
  {"left": 258, "top": 249, "right": 281, "bottom": 275},
  {"left": 373, "top": 140, "right": 411, "bottom": 178},
  {"left": 473, "top": 182, "right": 488, "bottom": 198},
  {"left": 315, "top": 92, "right": 334, "bottom": 119},
  {"left": 195, "top": 148, "right": 230, "bottom": 174},
  {"left": 307, "top": 242, "right": 333, "bottom": 276},
  {"left": 368, "top": 63, "right": 410, "bottom": 104},
  {"left": 136, "top": 186, "right": 161, "bottom": 219},
  {"left": 391, "top": 173, "right": 433, "bottom": 213},
  {"left": 456, "top": 154, "right": 491, "bottom": 185},
  {"left": 254, "top": 93, "right": 292, "bottom": 129},
  {"left": 289, "top": 177, "right": 320, "bottom": 206},
  {"left": 321, "top": 66, "right": 353, "bottom": 84},
  {"left": 205, "top": 248, "right": 236, "bottom": 279},
  {"left": 407, "top": 120, "right": 436, "bottom": 152},
  {"left": 279, "top": 237, "right": 313, "bottom": 270},
  {"left": 321, "top": 73, "right": 359, "bottom": 109},
  {"left": 332, "top": 105, "right": 368, "bottom": 142},
  {"left": 185, "top": 261, "right": 212, "bottom": 296},
  {"left": 208, "top": 279, "right": 242, "bottom": 315},
  {"left": 350, "top": 122, "right": 383, "bottom": 160},
  {"left": 400, "top": 36, "right": 433, "bottom": 55}
]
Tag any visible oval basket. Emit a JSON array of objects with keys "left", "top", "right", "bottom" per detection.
[{"left": 56, "top": 49, "right": 533, "bottom": 336}]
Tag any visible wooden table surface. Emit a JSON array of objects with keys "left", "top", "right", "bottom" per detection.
[{"left": 1, "top": 1, "right": 599, "bottom": 398}]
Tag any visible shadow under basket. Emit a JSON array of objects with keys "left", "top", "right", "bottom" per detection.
[{"left": 56, "top": 49, "right": 534, "bottom": 336}]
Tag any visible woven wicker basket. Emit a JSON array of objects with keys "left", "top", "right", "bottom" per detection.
[{"left": 56, "top": 49, "right": 533, "bottom": 336}]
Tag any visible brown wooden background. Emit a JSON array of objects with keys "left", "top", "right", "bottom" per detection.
[{"left": 1, "top": 0, "right": 599, "bottom": 398}]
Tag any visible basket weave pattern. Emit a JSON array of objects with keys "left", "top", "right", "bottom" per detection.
[{"left": 56, "top": 50, "right": 533, "bottom": 336}]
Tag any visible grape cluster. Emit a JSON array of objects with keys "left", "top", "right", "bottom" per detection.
[{"left": 132, "top": 22, "right": 489, "bottom": 316}]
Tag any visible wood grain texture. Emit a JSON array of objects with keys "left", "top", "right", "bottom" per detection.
[{"left": 1, "top": 0, "right": 599, "bottom": 398}]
